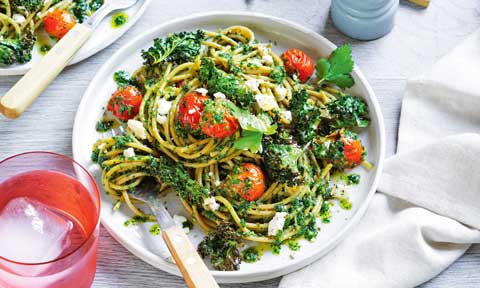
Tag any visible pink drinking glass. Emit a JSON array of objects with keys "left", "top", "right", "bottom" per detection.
[{"left": 0, "top": 152, "right": 101, "bottom": 288}]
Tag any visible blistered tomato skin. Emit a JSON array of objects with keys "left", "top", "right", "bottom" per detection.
[
  {"left": 228, "top": 163, "right": 266, "bottom": 201},
  {"left": 43, "top": 10, "right": 76, "bottom": 39},
  {"left": 281, "top": 48, "right": 315, "bottom": 83},
  {"left": 178, "top": 92, "right": 209, "bottom": 131},
  {"left": 342, "top": 135, "right": 364, "bottom": 168},
  {"left": 107, "top": 86, "right": 143, "bottom": 121}
]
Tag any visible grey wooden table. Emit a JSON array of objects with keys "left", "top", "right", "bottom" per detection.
[{"left": 1, "top": 0, "right": 479, "bottom": 287}]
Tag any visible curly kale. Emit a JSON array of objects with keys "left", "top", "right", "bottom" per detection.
[
  {"left": 145, "top": 156, "right": 209, "bottom": 205},
  {"left": 0, "top": 34, "right": 35, "bottom": 65},
  {"left": 327, "top": 94, "right": 369, "bottom": 129},
  {"left": 12, "top": 0, "right": 42, "bottom": 12},
  {"left": 113, "top": 70, "right": 138, "bottom": 88},
  {"left": 263, "top": 140, "right": 303, "bottom": 186},
  {"left": 313, "top": 130, "right": 365, "bottom": 170},
  {"left": 141, "top": 30, "right": 205, "bottom": 66},
  {"left": 197, "top": 223, "right": 242, "bottom": 271},
  {"left": 289, "top": 89, "right": 321, "bottom": 145},
  {"left": 198, "top": 58, "right": 254, "bottom": 108},
  {"left": 71, "top": 0, "right": 104, "bottom": 23}
]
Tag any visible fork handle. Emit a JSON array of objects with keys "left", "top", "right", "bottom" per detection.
[
  {"left": 162, "top": 226, "right": 219, "bottom": 288},
  {"left": 0, "top": 23, "right": 92, "bottom": 119}
]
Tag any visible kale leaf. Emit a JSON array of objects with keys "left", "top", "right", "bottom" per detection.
[
  {"left": 0, "top": 34, "right": 35, "bottom": 65},
  {"left": 71, "top": 0, "right": 103, "bottom": 23},
  {"left": 197, "top": 223, "right": 242, "bottom": 271},
  {"left": 262, "top": 141, "right": 303, "bottom": 186},
  {"left": 289, "top": 89, "right": 321, "bottom": 145},
  {"left": 327, "top": 94, "right": 369, "bottom": 129},
  {"left": 142, "top": 30, "right": 205, "bottom": 66},
  {"left": 199, "top": 58, "right": 255, "bottom": 108},
  {"left": 113, "top": 70, "right": 138, "bottom": 88},
  {"left": 12, "top": 0, "right": 42, "bottom": 12}
]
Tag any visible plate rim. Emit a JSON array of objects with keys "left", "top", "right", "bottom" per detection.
[
  {"left": 0, "top": 0, "right": 152, "bottom": 76},
  {"left": 72, "top": 11, "right": 386, "bottom": 283}
]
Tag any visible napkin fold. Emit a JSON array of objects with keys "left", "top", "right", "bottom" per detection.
[{"left": 280, "top": 29, "right": 480, "bottom": 288}]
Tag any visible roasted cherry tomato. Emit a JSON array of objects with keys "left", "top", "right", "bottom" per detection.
[
  {"left": 107, "top": 86, "right": 143, "bottom": 121},
  {"left": 200, "top": 100, "right": 240, "bottom": 139},
  {"left": 178, "top": 92, "right": 209, "bottom": 130},
  {"left": 281, "top": 48, "right": 314, "bottom": 83},
  {"left": 341, "top": 134, "right": 364, "bottom": 168},
  {"left": 43, "top": 10, "right": 76, "bottom": 39},
  {"left": 228, "top": 163, "right": 266, "bottom": 201}
]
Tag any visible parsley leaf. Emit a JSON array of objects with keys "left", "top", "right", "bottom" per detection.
[
  {"left": 316, "top": 44, "right": 355, "bottom": 88},
  {"left": 224, "top": 101, "right": 276, "bottom": 135},
  {"left": 234, "top": 130, "right": 263, "bottom": 153}
]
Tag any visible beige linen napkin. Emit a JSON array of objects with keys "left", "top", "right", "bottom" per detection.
[{"left": 280, "top": 29, "right": 480, "bottom": 288}]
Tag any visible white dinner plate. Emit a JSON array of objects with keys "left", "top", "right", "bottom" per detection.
[
  {"left": 72, "top": 12, "right": 386, "bottom": 283},
  {"left": 0, "top": 0, "right": 151, "bottom": 76}
]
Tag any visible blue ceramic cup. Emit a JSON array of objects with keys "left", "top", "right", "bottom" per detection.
[{"left": 331, "top": 0, "right": 399, "bottom": 40}]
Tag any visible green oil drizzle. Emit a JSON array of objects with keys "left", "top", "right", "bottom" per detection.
[
  {"left": 339, "top": 198, "right": 352, "bottom": 210},
  {"left": 241, "top": 247, "right": 262, "bottom": 263},
  {"left": 111, "top": 12, "right": 128, "bottom": 29}
]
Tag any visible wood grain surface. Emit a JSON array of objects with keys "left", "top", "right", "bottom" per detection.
[{"left": 0, "top": 0, "right": 479, "bottom": 287}]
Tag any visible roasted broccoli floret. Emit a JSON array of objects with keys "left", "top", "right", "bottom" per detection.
[
  {"left": 327, "top": 94, "right": 369, "bottom": 129},
  {"left": 263, "top": 139, "right": 303, "bottom": 186},
  {"left": 289, "top": 89, "right": 321, "bottom": 145},
  {"left": 198, "top": 58, "right": 255, "bottom": 108},
  {"left": 141, "top": 30, "right": 205, "bottom": 66},
  {"left": 0, "top": 34, "right": 35, "bottom": 65},
  {"left": 197, "top": 223, "right": 242, "bottom": 271},
  {"left": 12, "top": 0, "right": 43, "bottom": 12}
]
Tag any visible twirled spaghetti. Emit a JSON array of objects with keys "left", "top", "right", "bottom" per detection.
[{"left": 92, "top": 25, "right": 371, "bottom": 266}]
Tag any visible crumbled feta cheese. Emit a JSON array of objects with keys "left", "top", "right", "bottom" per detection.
[
  {"left": 245, "top": 79, "right": 261, "bottom": 91},
  {"left": 203, "top": 196, "right": 220, "bottom": 211},
  {"left": 157, "top": 115, "right": 168, "bottom": 124},
  {"left": 208, "top": 172, "right": 213, "bottom": 176},
  {"left": 127, "top": 119, "right": 147, "bottom": 139},
  {"left": 276, "top": 86, "right": 287, "bottom": 100},
  {"left": 157, "top": 98, "right": 172, "bottom": 115},
  {"left": 258, "top": 44, "right": 270, "bottom": 56},
  {"left": 173, "top": 215, "right": 190, "bottom": 234},
  {"left": 214, "top": 180, "right": 221, "bottom": 187},
  {"left": 262, "top": 55, "right": 274, "bottom": 65},
  {"left": 195, "top": 88, "right": 208, "bottom": 96},
  {"left": 98, "top": 143, "right": 106, "bottom": 150},
  {"left": 123, "top": 147, "right": 135, "bottom": 158},
  {"left": 248, "top": 58, "right": 262, "bottom": 67},
  {"left": 213, "top": 92, "right": 226, "bottom": 99},
  {"left": 12, "top": 14, "right": 25, "bottom": 23},
  {"left": 255, "top": 93, "right": 279, "bottom": 111},
  {"left": 280, "top": 110, "right": 292, "bottom": 123},
  {"left": 268, "top": 212, "right": 288, "bottom": 236}
]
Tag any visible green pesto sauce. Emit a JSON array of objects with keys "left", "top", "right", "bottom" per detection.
[
  {"left": 242, "top": 247, "right": 262, "bottom": 263},
  {"left": 149, "top": 224, "right": 160, "bottom": 235},
  {"left": 37, "top": 34, "right": 53, "bottom": 55},
  {"left": 287, "top": 240, "right": 301, "bottom": 251},
  {"left": 111, "top": 12, "right": 128, "bottom": 29},
  {"left": 339, "top": 198, "right": 352, "bottom": 210},
  {"left": 38, "top": 44, "right": 51, "bottom": 55}
]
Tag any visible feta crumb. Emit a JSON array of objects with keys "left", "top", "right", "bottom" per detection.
[
  {"left": 214, "top": 180, "right": 221, "bottom": 187},
  {"left": 208, "top": 172, "right": 213, "bottom": 176},
  {"left": 255, "top": 93, "right": 279, "bottom": 111},
  {"left": 268, "top": 212, "right": 288, "bottom": 236},
  {"left": 195, "top": 88, "right": 208, "bottom": 96},
  {"left": 123, "top": 147, "right": 135, "bottom": 158},
  {"left": 127, "top": 119, "right": 147, "bottom": 139},
  {"left": 213, "top": 92, "right": 226, "bottom": 99},
  {"left": 248, "top": 58, "right": 262, "bottom": 67},
  {"left": 245, "top": 79, "right": 261, "bottom": 91},
  {"left": 280, "top": 110, "right": 292, "bottom": 123},
  {"left": 173, "top": 215, "right": 190, "bottom": 234},
  {"left": 98, "top": 143, "right": 106, "bottom": 150},
  {"left": 12, "top": 14, "right": 25, "bottom": 23},
  {"left": 276, "top": 86, "right": 287, "bottom": 100},
  {"left": 258, "top": 44, "right": 270, "bottom": 56},
  {"left": 262, "top": 55, "right": 274, "bottom": 65},
  {"left": 157, "top": 98, "right": 172, "bottom": 115},
  {"left": 157, "top": 115, "right": 168, "bottom": 124},
  {"left": 203, "top": 196, "right": 220, "bottom": 211}
]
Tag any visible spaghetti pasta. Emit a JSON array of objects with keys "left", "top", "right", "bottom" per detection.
[{"left": 92, "top": 25, "right": 371, "bottom": 268}]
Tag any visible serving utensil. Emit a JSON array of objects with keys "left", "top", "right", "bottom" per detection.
[
  {"left": 129, "top": 180, "right": 219, "bottom": 288},
  {"left": 0, "top": 0, "right": 139, "bottom": 119}
]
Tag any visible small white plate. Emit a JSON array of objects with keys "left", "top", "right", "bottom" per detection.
[
  {"left": 0, "top": 0, "right": 151, "bottom": 76},
  {"left": 72, "top": 12, "right": 386, "bottom": 283}
]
